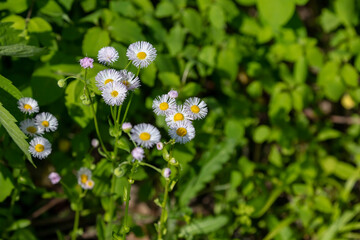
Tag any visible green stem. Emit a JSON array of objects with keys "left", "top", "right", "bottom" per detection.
[
  {"left": 139, "top": 162, "right": 162, "bottom": 173},
  {"left": 107, "top": 164, "right": 117, "bottom": 235},
  {"left": 121, "top": 92, "right": 134, "bottom": 125},
  {"left": 84, "top": 69, "right": 109, "bottom": 157},
  {"left": 124, "top": 60, "right": 132, "bottom": 70},
  {"left": 116, "top": 104, "right": 122, "bottom": 124},
  {"left": 157, "top": 180, "right": 169, "bottom": 240},
  {"left": 127, "top": 133, "right": 137, "bottom": 148},
  {"left": 122, "top": 180, "right": 132, "bottom": 238},
  {"left": 71, "top": 208, "right": 80, "bottom": 240}
]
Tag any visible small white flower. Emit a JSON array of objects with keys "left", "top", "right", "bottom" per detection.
[
  {"left": 20, "top": 119, "right": 44, "bottom": 137},
  {"left": 168, "top": 90, "right": 178, "bottom": 99},
  {"left": 122, "top": 122, "right": 132, "bottom": 132},
  {"left": 165, "top": 105, "right": 193, "bottom": 126},
  {"left": 162, "top": 168, "right": 171, "bottom": 178},
  {"left": 98, "top": 46, "right": 119, "bottom": 65},
  {"left": 152, "top": 94, "right": 177, "bottom": 116},
  {"left": 29, "top": 137, "right": 52, "bottom": 159},
  {"left": 95, "top": 69, "right": 122, "bottom": 91},
  {"left": 119, "top": 70, "right": 141, "bottom": 91},
  {"left": 132, "top": 147, "right": 145, "bottom": 161},
  {"left": 169, "top": 121, "right": 195, "bottom": 144},
  {"left": 18, "top": 97, "right": 39, "bottom": 115},
  {"left": 126, "top": 41, "right": 157, "bottom": 68},
  {"left": 35, "top": 112, "right": 58, "bottom": 132},
  {"left": 48, "top": 172, "right": 61, "bottom": 184},
  {"left": 84, "top": 179, "right": 95, "bottom": 190},
  {"left": 91, "top": 138, "right": 99, "bottom": 148},
  {"left": 156, "top": 142, "right": 163, "bottom": 150},
  {"left": 184, "top": 97, "right": 208, "bottom": 120},
  {"left": 102, "top": 81, "right": 128, "bottom": 106},
  {"left": 131, "top": 123, "right": 161, "bottom": 148},
  {"left": 77, "top": 167, "right": 92, "bottom": 189}
]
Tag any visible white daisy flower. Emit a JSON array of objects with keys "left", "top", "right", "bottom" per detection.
[
  {"left": 77, "top": 167, "right": 92, "bottom": 189},
  {"left": 169, "top": 121, "right": 195, "bottom": 144},
  {"left": 35, "top": 112, "right": 58, "bottom": 132},
  {"left": 18, "top": 97, "right": 39, "bottom": 115},
  {"left": 119, "top": 70, "right": 141, "bottom": 91},
  {"left": 102, "top": 81, "right": 128, "bottom": 106},
  {"left": 20, "top": 119, "right": 44, "bottom": 137},
  {"left": 126, "top": 41, "right": 157, "bottom": 68},
  {"left": 152, "top": 94, "right": 177, "bottom": 116},
  {"left": 130, "top": 123, "right": 161, "bottom": 148},
  {"left": 95, "top": 69, "right": 122, "bottom": 91},
  {"left": 98, "top": 46, "right": 119, "bottom": 65},
  {"left": 184, "top": 97, "right": 208, "bottom": 120},
  {"left": 29, "top": 137, "right": 52, "bottom": 159},
  {"left": 84, "top": 179, "right": 95, "bottom": 190},
  {"left": 165, "top": 105, "right": 193, "bottom": 126}
]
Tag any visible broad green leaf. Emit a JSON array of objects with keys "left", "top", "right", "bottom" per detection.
[
  {"left": 58, "top": 0, "right": 74, "bottom": 10},
  {"left": 198, "top": 45, "right": 217, "bottom": 67},
  {"left": 1, "top": 15, "right": 26, "bottom": 30},
  {"left": 64, "top": 80, "right": 94, "bottom": 128},
  {"left": 81, "top": 0, "right": 96, "bottom": 12},
  {"left": 253, "top": 125, "right": 271, "bottom": 143},
  {"left": 320, "top": 9, "right": 340, "bottom": 32},
  {"left": 317, "top": 61, "right": 345, "bottom": 101},
  {"left": 0, "top": 22, "right": 25, "bottom": 45},
  {"left": 294, "top": 56, "right": 307, "bottom": 84},
  {"left": 182, "top": 82, "right": 202, "bottom": 98},
  {"left": 158, "top": 72, "right": 180, "bottom": 87},
  {"left": 0, "top": 0, "right": 28, "bottom": 13},
  {"left": 182, "top": 8, "right": 202, "bottom": 38},
  {"left": 40, "top": 0, "right": 63, "bottom": 17},
  {"left": 314, "top": 195, "right": 332, "bottom": 213},
  {"left": 140, "top": 63, "right": 157, "bottom": 87},
  {"left": 110, "top": 1, "right": 137, "bottom": 18},
  {"left": 0, "top": 103, "right": 34, "bottom": 166},
  {"left": 179, "top": 140, "right": 235, "bottom": 206},
  {"left": 179, "top": 215, "right": 228, "bottom": 237},
  {"left": 165, "top": 24, "right": 186, "bottom": 56},
  {"left": 317, "top": 128, "right": 341, "bottom": 141},
  {"left": 7, "top": 219, "right": 31, "bottom": 231},
  {"left": 341, "top": 64, "right": 358, "bottom": 87},
  {"left": 28, "top": 17, "right": 52, "bottom": 33},
  {"left": 82, "top": 27, "right": 110, "bottom": 58},
  {"left": 257, "top": 0, "right": 295, "bottom": 28},
  {"left": 264, "top": 216, "right": 296, "bottom": 240},
  {"left": 0, "top": 44, "right": 47, "bottom": 57},
  {"left": 0, "top": 74, "right": 23, "bottom": 100},
  {"left": 0, "top": 164, "right": 15, "bottom": 202},
  {"left": 236, "top": 0, "right": 257, "bottom": 6},
  {"left": 155, "top": 1, "right": 176, "bottom": 18},
  {"left": 334, "top": 0, "right": 357, "bottom": 27},
  {"left": 109, "top": 17, "right": 145, "bottom": 44},
  {"left": 209, "top": 5, "right": 225, "bottom": 29},
  {"left": 247, "top": 81, "right": 263, "bottom": 98}
]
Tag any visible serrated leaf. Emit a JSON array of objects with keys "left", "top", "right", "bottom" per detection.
[
  {"left": 179, "top": 140, "right": 235, "bottom": 206},
  {"left": 0, "top": 74, "right": 23, "bottom": 100},
  {"left": 0, "top": 103, "right": 34, "bottom": 166},
  {"left": 179, "top": 215, "right": 228, "bottom": 237},
  {"left": 0, "top": 44, "right": 47, "bottom": 57}
]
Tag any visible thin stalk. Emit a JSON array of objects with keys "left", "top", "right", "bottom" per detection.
[
  {"left": 124, "top": 61, "right": 132, "bottom": 70},
  {"left": 121, "top": 92, "right": 134, "bottom": 125},
  {"left": 139, "top": 162, "right": 162, "bottom": 173},
  {"left": 116, "top": 105, "right": 122, "bottom": 124},
  {"left": 107, "top": 165, "right": 117, "bottom": 235},
  {"left": 71, "top": 206, "right": 80, "bottom": 240},
  {"left": 122, "top": 181, "right": 132, "bottom": 238},
  {"left": 83, "top": 69, "right": 109, "bottom": 156},
  {"left": 157, "top": 180, "right": 169, "bottom": 240}
]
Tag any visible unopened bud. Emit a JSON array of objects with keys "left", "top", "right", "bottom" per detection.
[
  {"left": 162, "top": 168, "right": 171, "bottom": 178},
  {"left": 57, "top": 79, "right": 66, "bottom": 88}
]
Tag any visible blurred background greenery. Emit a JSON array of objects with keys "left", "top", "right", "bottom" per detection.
[{"left": 1, "top": 0, "right": 360, "bottom": 239}]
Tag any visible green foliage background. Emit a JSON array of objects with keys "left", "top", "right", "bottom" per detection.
[{"left": 1, "top": 0, "right": 360, "bottom": 239}]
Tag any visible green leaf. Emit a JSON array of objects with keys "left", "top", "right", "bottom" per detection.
[
  {"left": 319, "top": 9, "right": 340, "bottom": 32},
  {"left": 58, "top": 0, "right": 74, "bottom": 10},
  {"left": 317, "top": 61, "right": 345, "bottom": 101},
  {"left": 0, "top": 22, "right": 25, "bottom": 45},
  {"left": 317, "top": 128, "right": 341, "bottom": 141},
  {"left": 209, "top": 5, "right": 225, "bottom": 29},
  {"left": 0, "top": 103, "right": 34, "bottom": 166},
  {"left": 0, "top": 164, "right": 15, "bottom": 202},
  {"left": 294, "top": 56, "right": 307, "bottom": 84},
  {"left": 116, "top": 136, "right": 130, "bottom": 153},
  {"left": 334, "top": 0, "right": 357, "bottom": 27},
  {"left": 341, "top": 64, "right": 358, "bottom": 87},
  {"left": 253, "top": 125, "right": 271, "bottom": 143},
  {"left": 165, "top": 24, "right": 186, "bottom": 56},
  {"left": 198, "top": 45, "right": 217, "bottom": 67},
  {"left": 179, "top": 140, "right": 235, "bottom": 206},
  {"left": 39, "top": 0, "right": 63, "bottom": 17},
  {"left": 64, "top": 80, "right": 94, "bottom": 128},
  {"left": 155, "top": 1, "right": 176, "bottom": 18},
  {"left": 0, "top": 74, "right": 23, "bottom": 100},
  {"left": 314, "top": 195, "right": 333, "bottom": 213},
  {"left": 179, "top": 215, "right": 228, "bottom": 237},
  {"left": 182, "top": 8, "right": 202, "bottom": 38},
  {"left": 140, "top": 63, "right": 157, "bottom": 87},
  {"left": 109, "top": 17, "right": 145, "bottom": 44},
  {"left": 0, "top": 0, "right": 28, "bottom": 13},
  {"left": 28, "top": 17, "right": 52, "bottom": 33},
  {"left": 7, "top": 219, "right": 31, "bottom": 231},
  {"left": 82, "top": 27, "right": 110, "bottom": 58},
  {"left": 236, "top": 0, "right": 257, "bottom": 6},
  {"left": 182, "top": 82, "right": 202, "bottom": 98},
  {"left": 158, "top": 72, "right": 180, "bottom": 87},
  {"left": 0, "top": 44, "right": 47, "bottom": 57},
  {"left": 257, "top": 0, "right": 295, "bottom": 28}
]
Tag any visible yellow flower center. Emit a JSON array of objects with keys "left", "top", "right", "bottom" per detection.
[
  {"left": 176, "top": 127, "right": 187, "bottom": 137},
  {"left": 104, "top": 79, "right": 113, "bottom": 85},
  {"left": 81, "top": 174, "right": 88, "bottom": 184},
  {"left": 139, "top": 132, "right": 151, "bottom": 141},
  {"left": 137, "top": 51, "right": 147, "bottom": 60},
  {"left": 24, "top": 104, "right": 32, "bottom": 110},
  {"left": 26, "top": 126, "right": 37, "bottom": 133},
  {"left": 111, "top": 90, "right": 118, "bottom": 97},
  {"left": 42, "top": 120, "right": 49, "bottom": 127},
  {"left": 35, "top": 144, "right": 44, "bottom": 152},
  {"left": 191, "top": 105, "right": 200, "bottom": 113},
  {"left": 159, "top": 102, "right": 169, "bottom": 111},
  {"left": 174, "top": 113, "right": 184, "bottom": 121},
  {"left": 86, "top": 180, "right": 94, "bottom": 187},
  {"left": 122, "top": 80, "right": 130, "bottom": 87}
]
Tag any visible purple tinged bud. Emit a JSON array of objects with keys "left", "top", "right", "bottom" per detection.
[
  {"left": 91, "top": 138, "right": 99, "bottom": 148},
  {"left": 80, "top": 57, "right": 94, "bottom": 69},
  {"left": 156, "top": 142, "right": 163, "bottom": 150},
  {"left": 131, "top": 147, "right": 144, "bottom": 161},
  {"left": 122, "top": 122, "right": 132, "bottom": 133},
  {"left": 168, "top": 90, "right": 178, "bottom": 99},
  {"left": 48, "top": 172, "right": 61, "bottom": 184},
  {"left": 162, "top": 168, "right": 171, "bottom": 178}
]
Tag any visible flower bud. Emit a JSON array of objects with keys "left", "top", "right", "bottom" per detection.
[
  {"left": 48, "top": 172, "right": 61, "bottom": 184},
  {"left": 156, "top": 142, "right": 163, "bottom": 150},
  {"left": 162, "top": 168, "right": 171, "bottom": 178},
  {"left": 91, "top": 138, "right": 99, "bottom": 148},
  {"left": 57, "top": 79, "right": 66, "bottom": 88},
  {"left": 122, "top": 122, "right": 132, "bottom": 133}
]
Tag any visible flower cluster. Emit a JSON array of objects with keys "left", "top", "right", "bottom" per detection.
[
  {"left": 152, "top": 91, "right": 208, "bottom": 144},
  {"left": 18, "top": 97, "right": 58, "bottom": 159},
  {"left": 77, "top": 167, "right": 95, "bottom": 190}
]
